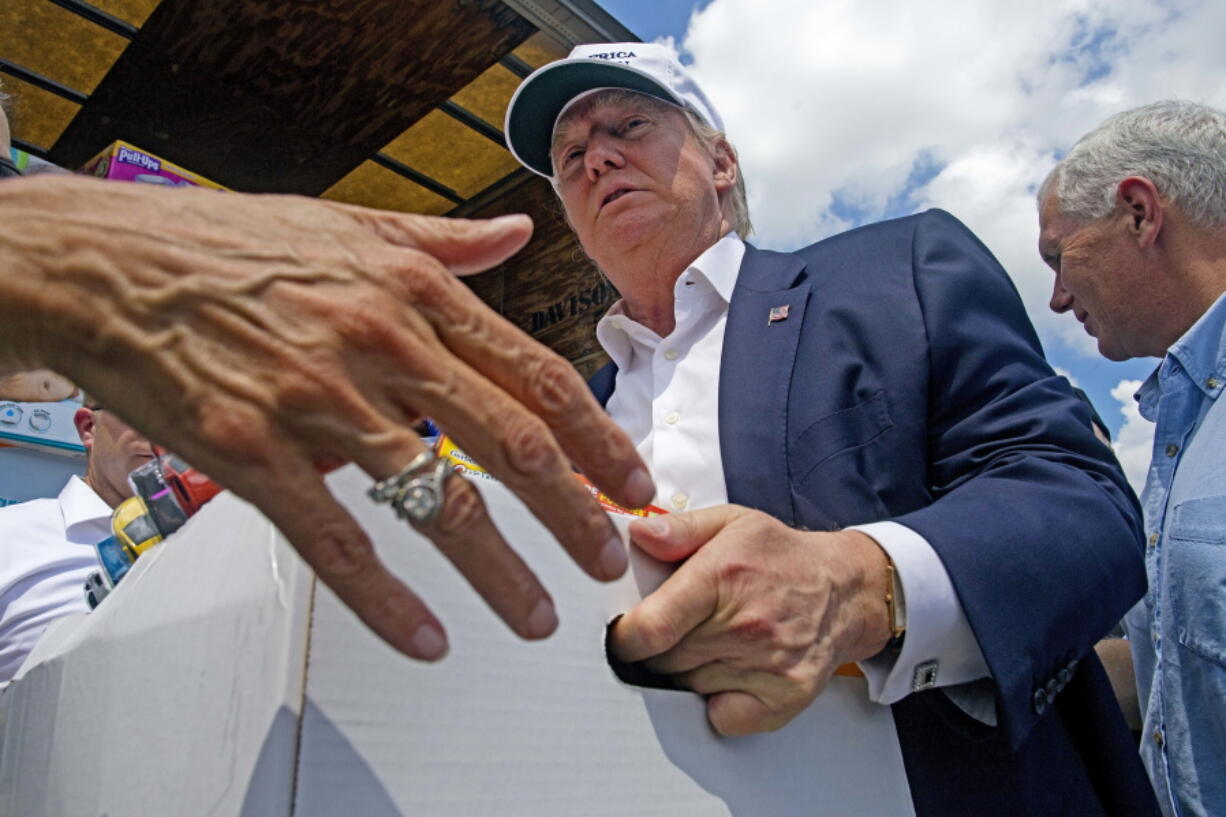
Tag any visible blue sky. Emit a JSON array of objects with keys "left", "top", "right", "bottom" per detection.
[
  {"left": 593, "top": 0, "right": 1226, "bottom": 490},
  {"left": 599, "top": 1, "right": 704, "bottom": 43}
]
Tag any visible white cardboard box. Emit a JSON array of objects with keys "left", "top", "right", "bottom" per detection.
[{"left": 0, "top": 466, "right": 914, "bottom": 816}]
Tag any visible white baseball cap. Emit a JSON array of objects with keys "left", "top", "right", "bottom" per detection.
[{"left": 504, "top": 42, "right": 725, "bottom": 177}]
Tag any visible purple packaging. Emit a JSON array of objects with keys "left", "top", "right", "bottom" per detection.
[{"left": 79, "top": 140, "right": 227, "bottom": 190}]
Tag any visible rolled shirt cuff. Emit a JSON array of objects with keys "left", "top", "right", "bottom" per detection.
[{"left": 849, "top": 520, "right": 990, "bottom": 704}]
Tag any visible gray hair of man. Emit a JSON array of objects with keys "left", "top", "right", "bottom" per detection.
[
  {"left": 1039, "top": 100, "right": 1226, "bottom": 228},
  {"left": 551, "top": 88, "right": 754, "bottom": 239}
]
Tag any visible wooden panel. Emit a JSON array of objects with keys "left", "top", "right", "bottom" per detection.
[
  {"left": 0, "top": 0, "right": 129, "bottom": 94},
  {"left": 90, "top": 0, "right": 164, "bottom": 27},
  {"left": 322, "top": 160, "right": 452, "bottom": 216},
  {"left": 381, "top": 110, "right": 520, "bottom": 199},
  {"left": 461, "top": 174, "right": 615, "bottom": 378},
  {"left": 450, "top": 63, "right": 521, "bottom": 130},
  {"left": 1, "top": 76, "right": 81, "bottom": 152},
  {"left": 49, "top": 0, "right": 536, "bottom": 194},
  {"left": 511, "top": 30, "right": 569, "bottom": 69}
]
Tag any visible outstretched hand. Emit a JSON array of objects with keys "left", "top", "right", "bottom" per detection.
[{"left": 0, "top": 175, "right": 655, "bottom": 660}]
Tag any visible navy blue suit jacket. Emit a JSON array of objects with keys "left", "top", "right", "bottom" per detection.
[{"left": 591, "top": 210, "right": 1159, "bottom": 816}]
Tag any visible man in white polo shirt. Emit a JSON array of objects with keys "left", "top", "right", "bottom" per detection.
[{"left": 0, "top": 401, "right": 152, "bottom": 686}]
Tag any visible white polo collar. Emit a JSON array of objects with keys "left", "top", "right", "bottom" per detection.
[{"left": 58, "top": 475, "right": 113, "bottom": 541}]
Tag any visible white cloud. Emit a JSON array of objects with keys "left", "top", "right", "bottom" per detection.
[
  {"left": 677, "top": 0, "right": 1226, "bottom": 362},
  {"left": 1052, "top": 366, "right": 1080, "bottom": 388},
  {"left": 1110, "top": 379, "right": 1154, "bottom": 495}
]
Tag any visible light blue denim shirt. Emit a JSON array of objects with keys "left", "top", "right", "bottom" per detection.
[{"left": 1127, "top": 290, "right": 1226, "bottom": 817}]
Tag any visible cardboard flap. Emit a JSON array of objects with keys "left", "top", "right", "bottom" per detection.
[{"left": 0, "top": 494, "right": 313, "bottom": 817}]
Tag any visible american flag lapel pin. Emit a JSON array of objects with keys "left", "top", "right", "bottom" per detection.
[{"left": 767, "top": 304, "right": 790, "bottom": 325}]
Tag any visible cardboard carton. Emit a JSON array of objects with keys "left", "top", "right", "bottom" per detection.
[{"left": 0, "top": 466, "right": 914, "bottom": 816}]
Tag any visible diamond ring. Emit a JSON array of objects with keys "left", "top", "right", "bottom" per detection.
[{"left": 368, "top": 450, "right": 453, "bottom": 524}]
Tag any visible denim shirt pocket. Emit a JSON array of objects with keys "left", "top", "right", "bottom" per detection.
[{"left": 1167, "top": 495, "right": 1226, "bottom": 668}]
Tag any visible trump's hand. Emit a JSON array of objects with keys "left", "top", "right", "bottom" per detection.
[
  {"left": 0, "top": 175, "right": 654, "bottom": 662},
  {"left": 609, "top": 505, "right": 893, "bottom": 735}
]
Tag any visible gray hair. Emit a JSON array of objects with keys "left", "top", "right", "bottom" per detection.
[
  {"left": 684, "top": 108, "right": 754, "bottom": 239},
  {"left": 1041, "top": 100, "right": 1226, "bottom": 227},
  {"left": 552, "top": 89, "right": 754, "bottom": 239}
]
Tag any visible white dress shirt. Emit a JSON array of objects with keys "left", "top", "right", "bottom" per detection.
[
  {"left": 596, "top": 232, "right": 988, "bottom": 704},
  {"left": 0, "top": 475, "right": 108, "bottom": 687}
]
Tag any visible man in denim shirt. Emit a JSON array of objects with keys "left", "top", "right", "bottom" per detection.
[{"left": 1039, "top": 100, "right": 1226, "bottom": 817}]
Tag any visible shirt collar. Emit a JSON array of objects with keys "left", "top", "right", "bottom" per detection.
[
  {"left": 1136, "top": 366, "right": 1163, "bottom": 423},
  {"left": 59, "top": 475, "right": 113, "bottom": 540},
  {"left": 688, "top": 231, "right": 745, "bottom": 306},
  {"left": 595, "top": 232, "right": 746, "bottom": 368},
  {"left": 1136, "top": 290, "right": 1226, "bottom": 420},
  {"left": 595, "top": 299, "right": 632, "bottom": 371},
  {"left": 1166, "top": 289, "right": 1226, "bottom": 399}
]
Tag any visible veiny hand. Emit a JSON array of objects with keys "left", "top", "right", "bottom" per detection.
[
  {"left": 609, "top": 505, "right": 892, "bottom": 735},
  {"left": 0, "top": 175, "right": 654, "bottom": 661}
]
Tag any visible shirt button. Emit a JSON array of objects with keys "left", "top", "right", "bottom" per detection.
[
  {"left": 1147, "top": 533, "right": 1158, "bottom": 549},
  {"left": 664, "top": 349, "right": 678, "bottom": 361},
  {"left": 665, "top": 411, "right": 680, "bottom": 425},
  {"left": 1208, "top": 377, "right": 1220, "bottom": 390},
  {"left": 671, "top": 493, "right": 689, "bottom": 510},
  {"left": 1152, "top": 630, "right": 1160, "bottom": 645},
  {"left": 1153, "top": 728, "right": 1164, "bottom": 748},
  {"left": 1165, "top": 443, "right": 1179, "bottom": 457}
]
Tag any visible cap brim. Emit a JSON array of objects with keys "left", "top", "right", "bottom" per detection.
[{"left": 505, "top": 60, "right": 683, "bottom": 177}]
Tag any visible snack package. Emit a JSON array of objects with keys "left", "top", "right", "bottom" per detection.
[
  {"left": 433, "top": 435, "right": 497, "bottom": 483},
  {"left": 433, "top": 434, "right": 667, "bottom": 517}
]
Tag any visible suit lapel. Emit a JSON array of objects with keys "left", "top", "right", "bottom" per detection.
[{"left": 719, "top": 245, "right": 811, "bottom": 524}]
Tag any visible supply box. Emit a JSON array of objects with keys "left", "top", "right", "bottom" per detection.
[{"left": 0, "top": 468, "right": 914, "bottom": 816}]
